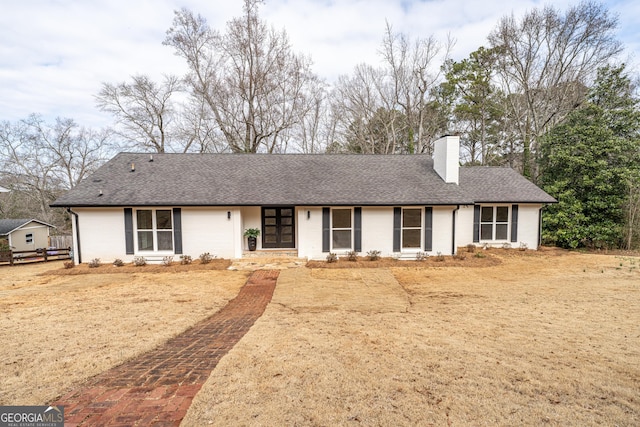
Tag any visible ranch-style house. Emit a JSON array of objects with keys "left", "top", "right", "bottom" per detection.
[{"left": 51, "top": 136, "right": 556, "bottom": 264}]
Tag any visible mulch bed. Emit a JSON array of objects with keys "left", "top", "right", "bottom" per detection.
[
  {"left": 46, "top": 259, "right": 232, "bottom": 275},
  {"left": 307, "top": 251, "right": 503, "bottom": 268}
]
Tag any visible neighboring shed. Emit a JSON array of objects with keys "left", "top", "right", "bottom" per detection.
[{"left": 0, "top": 219, "right": 55, "bottom": 251}]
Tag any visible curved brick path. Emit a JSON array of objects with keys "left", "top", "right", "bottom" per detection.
[{"left": 54, "top": 270, "right": 279, "bottom": 427}]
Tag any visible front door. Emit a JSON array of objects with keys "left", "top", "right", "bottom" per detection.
[{"left": 262, "top": 207, "right": 295, "bottom": 249}]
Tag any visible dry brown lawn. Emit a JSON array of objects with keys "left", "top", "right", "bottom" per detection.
[
  {"left": 0, "top": 261, "right": 248, "bottom": 405},
  {"left": 1, "top": 250, "right": 639, "bottom": 426},
  {"left": 183, "top": 249, "right": 640, "bottom": 426}
]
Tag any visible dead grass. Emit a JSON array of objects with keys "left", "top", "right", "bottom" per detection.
[
  {"left": 184, "top": 250, "right": 640, "bottom": 426},
  {"left": 2, "top": 251, "right": 639, "bottom": 425},
  {"left": 0, "top": 261, "right": 248, "bottom": 405}
]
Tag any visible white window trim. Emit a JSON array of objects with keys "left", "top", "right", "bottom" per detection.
[
  {"left": 401, "top": 207, "right": 423, "bottom": 252},
  {"left": 134, "top": 208, "right": 174, "bottom": 253},
  {"left": 330, "top": 207, "right": 353, "bottom": 251},
  {"left": 480, "top": 205, "right": 511, "bottom": 242}
]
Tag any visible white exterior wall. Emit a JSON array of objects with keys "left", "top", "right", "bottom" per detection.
[
  {"left": 432, "top": 206, "right": 456, "bottom": 255},
  {"left": 517, "top": 204, "right": 543, "bottom": 249},
  {"left": 361, "top": 207, "right": 394, "bottom": 256},
  {"left": 297, "top": 207, "right": 323, "bottom": 259},
  {"left": 74, "top": 208, "right": 127, "bottom": 263},
  {"left": 456, "top": 205, "right": 475, "bottom": 250},
  {"left": 456, "top": 204, "right": 543, "bottom": 249},
  {"left": 298, "top": 206, "right": 458, "bottom": 260},
  {"left": 181, "top": 207, "right": 242, "bottom": 259}
]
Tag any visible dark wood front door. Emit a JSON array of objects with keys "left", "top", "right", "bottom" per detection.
[{"left": 262, "top": 207, "right": 295, "bottom": 248}]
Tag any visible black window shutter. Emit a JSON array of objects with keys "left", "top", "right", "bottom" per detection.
[
  {"left": 354, "top": 207, "right": 362, "bottom": 252},
  {"left": 124, "top": 208, "right": 134, "bottom": 254},
  {"left": 322, "top": 207, "right": 330, "bottom": 252},
  {"left": 511, "top": 204, "right": 519, "bottom": 243},
  {"left": 393, "top": 207, "right": 401, "bottom": 252},
  {"left": 424, "top": 207, "right": 433, "bottom": 251},
  {"left": 173, "top": 208, "right": 183, "bottom": 254},
  {"left": 473, "top": 205, "right": 481, "bottom": 243}
]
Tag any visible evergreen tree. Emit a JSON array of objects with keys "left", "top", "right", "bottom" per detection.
[{"left": 540, "top": 64, "right": 640, "bottom": 248}]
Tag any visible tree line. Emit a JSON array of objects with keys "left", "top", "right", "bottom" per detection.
[{"left": 1, "top": 0, "right": 638, "bottom": 249}]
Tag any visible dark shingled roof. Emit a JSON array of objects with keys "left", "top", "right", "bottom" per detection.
[
  {"left": 51, "top": 153, "right": 555, "bottom": 207},
  {"left": 459, "top": 167, "right": 556, "bottom": 203},
  {"left": 0, "top": 219, "right": 55, "bottom": 235}
]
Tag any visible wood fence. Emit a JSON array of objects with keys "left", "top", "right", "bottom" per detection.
[{"left": 0, "top": 247, "right": 71, "bottom": 266}]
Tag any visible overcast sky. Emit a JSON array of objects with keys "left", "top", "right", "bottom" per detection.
[{"left": 1, "top": 0, "right": 638, "bottom": 129}]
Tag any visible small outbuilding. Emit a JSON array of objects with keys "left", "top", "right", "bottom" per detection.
[{"left": 0, "top": 219, "right": 56, "bottom": 252}]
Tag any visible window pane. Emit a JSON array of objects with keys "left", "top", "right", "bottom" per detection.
[
  {"left": 281, "top": 209, "right": 293, "bottom": 216},
  {"left": 137, "top": 210, "right": 152, "bottom": 229},
  {"left": 264, "top": 209, "right": 276, "bottom": 217},
  {"left": 156, "top": 210, "right": 172, "bottom": 229},
  {"left": 138, "top": 231, "right": 153, "bottom": 250},
  {"left": 157, "top": 230, "right": 173, "bottom": 250},
  {"left": 481, "top": 207, "right": 493, "bottom": 222},
  {"left": 332, "top": 230, "right": 351, "bottom": 249},
  {"left": 403, "top": 209, "right": 422, "bottom": 228},
  {"left": 332, "top": 209, "right": 351, "bottom": 228},
  {"left": 496, "top": 224, "right": 508, "bottom": 240},
  {"left": 496, "top": 206, "right": 509, "bottom": 222},
  {"left": 265, "top": 218, "right": 276, "bottom": 225},
  {"left": 281, "top": 233, "right": 293, "bottom": 243},
  {"left": 402, "top": 229, "right": 421, "bottom": 248},
  {"left": 481, "top": 224, "right": 493, "bottom": 240},
  {"left": 281, "top": 217, "right": 292, "bottom": 225}
]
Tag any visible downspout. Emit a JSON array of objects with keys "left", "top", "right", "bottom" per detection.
[
  {"left": 67, "top": 208, "right": 81, "bottom": 264},
  {"left": 452, "top": 205, "right": 460, "bottom": 255},
  {"left": 538, "top": 206, "right": 544, "bottom": 249}
]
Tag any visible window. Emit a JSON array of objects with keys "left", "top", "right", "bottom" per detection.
[
  {"left": 402, "top": 208, "right": 422, "bottom": 249},
  {"left": 25, "top": 233, "right": 33, "bottom": 245},
  {"left": 136, "top": 209, "right": 173, "bottom": 251},
  {"left": 480, "top": 206, "right": 509, "bottom": 241},
  {"left": 332, "top": 208, "right": 352, "bottom": 250}
]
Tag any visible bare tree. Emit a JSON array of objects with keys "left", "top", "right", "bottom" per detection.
[
  {"left": 0, "top": 115, "right": 111, "bottom": 226},
  {"left": 96, "top": 74, "right": 183, "bottom": 153},
  {"left": 330, "top": 25, "right": 451, "bottom": 154},
  {"left": 380, "top": 23, "right": 452, "bottom": 154},
  {"left": 164, "top": 1, "right": 322, "bottom": 153},
  {"left": 489, "top": 0, "right": 622, "bottom": 178}
]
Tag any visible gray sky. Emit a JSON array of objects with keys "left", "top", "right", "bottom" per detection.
[{"left": 1, "top": 0, "right": 638, "bottom": 129}]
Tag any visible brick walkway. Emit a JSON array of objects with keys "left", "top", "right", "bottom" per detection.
[{"left": 54, "top": 270, "right": 279, "bottom": 427}]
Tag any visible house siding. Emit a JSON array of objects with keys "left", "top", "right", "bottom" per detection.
[
  {"left": 75, "top": 208, "right": 127, "bottom": 263},
  {"left": 456, "top": 204, "right": 543, "bottom": 249}
]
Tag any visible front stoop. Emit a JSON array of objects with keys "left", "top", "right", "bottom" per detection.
[
  {"left": 232, "top": 251, "right": 306, "bottom": 271},
  {"left": 242, "top": 250, "right": 299, "bottom": 258}
]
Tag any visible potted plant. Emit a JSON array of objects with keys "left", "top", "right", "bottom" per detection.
[{"left": 244, "top": 228, "right": 260, "bottom": 251}]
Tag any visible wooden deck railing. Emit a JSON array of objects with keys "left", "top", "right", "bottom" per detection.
[{"left": 0, "top": 247, "right": 72, "bottom": 266}]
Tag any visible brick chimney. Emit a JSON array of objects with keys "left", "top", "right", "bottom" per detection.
[{"left": 433, "top": 135, "right": 460, "bottom": 184}]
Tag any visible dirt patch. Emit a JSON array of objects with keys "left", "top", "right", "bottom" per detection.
[
  {"left": 184, "top": 249, "right": 640, "bottom": 426},
  {"left": 0, "top": 264, "right": 248, "bottom": 405}
]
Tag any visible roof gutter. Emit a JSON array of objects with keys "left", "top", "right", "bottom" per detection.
[{"left": 66, "top": 208, "right": 81, "bottom": 264}]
